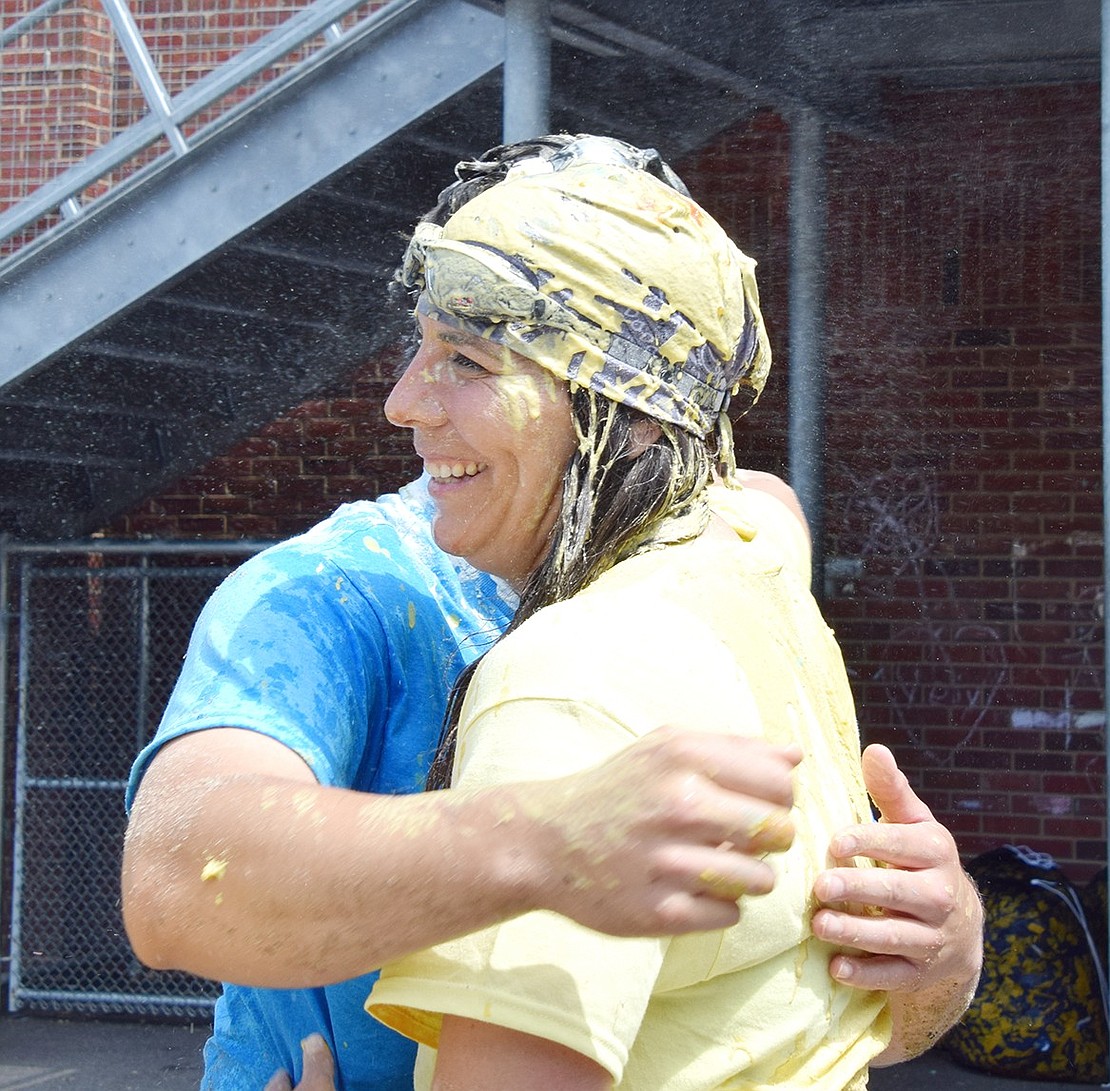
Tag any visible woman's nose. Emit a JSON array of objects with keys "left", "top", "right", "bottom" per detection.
[{"left": 384, "top": 355, "right": 445, "bottom": 428}]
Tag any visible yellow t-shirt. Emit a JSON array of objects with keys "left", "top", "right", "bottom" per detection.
[{"left": 368, "top": 484, "right": 890, "bottom": 1090}]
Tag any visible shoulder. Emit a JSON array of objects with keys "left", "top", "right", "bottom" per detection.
[
  {"left": 269, "top": 488, "right": 440, "bottom": 581},
  {"left": 219, "top": 493, "right": 427, "bottom": 586},
  {"left": 495, "top": 563, "right": 707, "bottom": 662},
  {"left": 214, "top": 484, "right": 509, "bottom": 629},
  {"left": 730, "top": 470, "right": 809, "bottom": 532},
  {"left": 304, "top": 485, "right": 517, "bottom": 641},
  {"left": 466, "top": 548, "right": 742, "bottom": 730},
  {"left": 709, "top": 472, "right": 812, "bottom": 587},
  {"left": 198, "top": 507, "right": 391, "bottom": 633},
  {"left": 181, "top": 500, "right": 439, "bottom": 687}
]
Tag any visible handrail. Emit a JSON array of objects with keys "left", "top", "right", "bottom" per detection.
[
  {"left": 0, "top": 0, "right": 68, "bottom": 48},
  {"left": 99, "top": 0, "right": 188, "bottom": 156},
  {"left": 0, "top": 0, "right": 407, "bottom": 259}
]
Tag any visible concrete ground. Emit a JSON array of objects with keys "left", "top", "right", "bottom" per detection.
[
  {"left": 0, "top": 1013, "right": 1103, "bottom": 1089},
  {"left": 0, "top": 1014, "right": 206, "bottom": 1089}
]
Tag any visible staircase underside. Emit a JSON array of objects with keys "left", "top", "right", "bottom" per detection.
[{"left": 0, "top": 0, "right": 1098, "bottom": 539}]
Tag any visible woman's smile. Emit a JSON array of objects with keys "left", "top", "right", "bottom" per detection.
[
  {"left": 385, "top": 309, "right": 577, "bottom": 588},
  {"left": 424, "top": 460, "right": 488, "bottom": 481}
]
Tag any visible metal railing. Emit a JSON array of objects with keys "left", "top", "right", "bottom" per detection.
[{"left": 0, "top": 0, "right": 404, "bottom": 267}]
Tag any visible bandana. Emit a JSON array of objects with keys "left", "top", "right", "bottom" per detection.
[{"left": 399, "top": 141, "right": 771, "bottom": 438}]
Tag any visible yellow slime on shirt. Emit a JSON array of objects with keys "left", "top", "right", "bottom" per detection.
[{"left": 368, "top": 484, "right": 891, "bottom": 1090}]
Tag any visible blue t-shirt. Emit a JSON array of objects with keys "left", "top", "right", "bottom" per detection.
[{"left": 126, "top": 479, "right": 516, "bottom": 1090}]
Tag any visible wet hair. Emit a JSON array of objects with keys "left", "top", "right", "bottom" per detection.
[
  {"left": 420, "top": 134, "right": 691, "bottom": 226},
  {"left": 417, "top": 136, "right": 719, "bottom": 790}
]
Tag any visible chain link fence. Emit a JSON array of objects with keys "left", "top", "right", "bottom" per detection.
[{"left": 2, "top": 539, "right": 266, "bottom": 1016}]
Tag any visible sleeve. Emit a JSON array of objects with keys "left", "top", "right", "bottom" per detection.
[
  {"left": 125, "top": 546, "right": 388, "bottom": 807},
  {"left": 367, "top": 605, "right": 674, "bottom": 1083}
]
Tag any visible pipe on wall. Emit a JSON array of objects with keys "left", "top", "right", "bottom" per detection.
[
  {"left": 502, "top": 0, "right": 551, "bottom": 142},
  {"left": 1100, "top": 5, "right": 1109, "bottom": 1077},
  {"left": 788, "top": 106, "right": 829, "bottom": 597}
]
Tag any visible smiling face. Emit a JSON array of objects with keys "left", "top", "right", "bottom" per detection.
[{"left": 385, "top": 310, "right": 578, "bottom": 589}]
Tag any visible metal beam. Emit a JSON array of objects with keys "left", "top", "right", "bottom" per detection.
[
  {"left": 0, "top": 0, "right": 418, "bottom": 248},
  {"left": 553, "top": 2, "right": 811, "bottom": 114},
  {"left": 1100, "top": 5, "right": 1109, "bottom": 1072},
  {"left": 0, "top": 0, "right": 505, "bottom": 390},
  {"left": 817, "top": 0, "right": 1098, "bottom": 77},
  {"left": 503, "top": 0, "right": 551, "bottom": 141},
  {"left": 787, "top": 107, "right": 828, "bottom": 598},
  {"left": 99, "top": 0, "right": 188, "bottom": 156}
]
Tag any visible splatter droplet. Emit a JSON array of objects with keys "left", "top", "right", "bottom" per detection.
[{"left": 201, "top": 858, "right": 228, "bottom": 882}]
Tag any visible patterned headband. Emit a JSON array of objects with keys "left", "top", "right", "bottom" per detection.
[{"left": 400, "top": 136, "right": 771, "bottom": 438}]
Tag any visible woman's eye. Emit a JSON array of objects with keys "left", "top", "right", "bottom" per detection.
[{"left": 448, "top": 352, "right": 490, "bottom": 374}]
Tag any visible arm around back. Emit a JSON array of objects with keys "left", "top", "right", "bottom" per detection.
[
  {"left": 432, "top": 1017, "right": 613, "bottom": 1091},
  {"left": 812, "top": 744, "right": 984, "bottom": 1064},
  {"left": 122, "top": 726, "right": 540, "bottom": 987},
  {"left": 122, "top": 724, "right": 801, "bottom": 988}
]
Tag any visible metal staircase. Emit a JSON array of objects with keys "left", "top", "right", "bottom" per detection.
[
  {"left": 0, "top": 0, "right": 512, "bottom": 538},
  {"left": 0, "top": 0, "right": 1098, "bottom": 540},
  {"left": 0, "top": 0, "right": 777, "bottom": 539}
]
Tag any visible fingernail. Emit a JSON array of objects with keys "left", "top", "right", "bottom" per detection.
[
  {"left": 833, "top": 834, "right": 858, "bottom": 857},
  {"left": 751, "top": 812, "right": 794, "bottom": 852},
  {"left": 834, "top": 958, "right": 854, "bottom": 981},
  {"left": 700, "top": 868, "right": 748, "bottom": 901},
  {"left": 821, "top": 875, "right": 845, "bottom": 900}
]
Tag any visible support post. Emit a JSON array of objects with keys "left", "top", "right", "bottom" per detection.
[
  {"left": 788, "top": 106, "right": 828, "bottom": 598},
  {"left": 502, "top": 0, "right": 550, "bottom": 142},
  {"left": 99, "top": 0, "right": 188, "bottom": 156},
  {"left": 1100, "top": 6, "right": 1109, "bottom": 1082}
]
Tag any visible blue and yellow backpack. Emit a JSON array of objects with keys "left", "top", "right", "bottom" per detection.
[{"left": 942, "top": 845, "right": 1108, "bottom": 1082}]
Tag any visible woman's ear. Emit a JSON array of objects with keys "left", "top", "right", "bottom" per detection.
[{"left": 625, "top": 418, "right": 662, "bottom": 459}]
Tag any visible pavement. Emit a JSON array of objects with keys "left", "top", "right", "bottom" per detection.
[
  {"left": 0, "top": 1013, "right": 1104, "bottom": 1089},
  {"left": 0, "top": 1015, "right": 206, "bottom": 1089}
]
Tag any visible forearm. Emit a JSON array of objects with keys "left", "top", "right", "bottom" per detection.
[
  {"left": 873, "top": 976, "right": 978, "bottom": 1066},
  {"left": 122, "top": 726, "right": 799, "bottom": 988},
  {"left": 122, "top": 743, "right": 537, "bottom": 988}
]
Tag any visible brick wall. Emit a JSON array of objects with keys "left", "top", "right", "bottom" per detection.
[
  {"left": 0, "top": 0, "right": 386, "bottom": 247},
  {"left": 106, "top": 82, "right": 1104, "bottom": 877},
  {"left": 682, "top": 86, "right": 1103, "bottom": 878},
  {"left": 0, "top": 0, "right": 115, "bottom": 237},
  {"left": 822, "top": 84, "right": 1102, "bottom": 879},
  {"left": 113, "top": 343, "right": 415, "bottom": 539},
  {"left": 680, "top": 110, "right": 793, "bottom": 481},
  {"left": 111, "top": 0, "right": 322, "bottom": 137}
]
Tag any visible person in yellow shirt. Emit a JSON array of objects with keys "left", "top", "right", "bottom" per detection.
[{"left": 365, "top": 134, "right": 981, "bottom": 1090}]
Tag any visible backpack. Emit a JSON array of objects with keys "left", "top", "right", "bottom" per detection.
[{"left": 941, "top": 845, "right": 1108, "bottom": 1082}]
